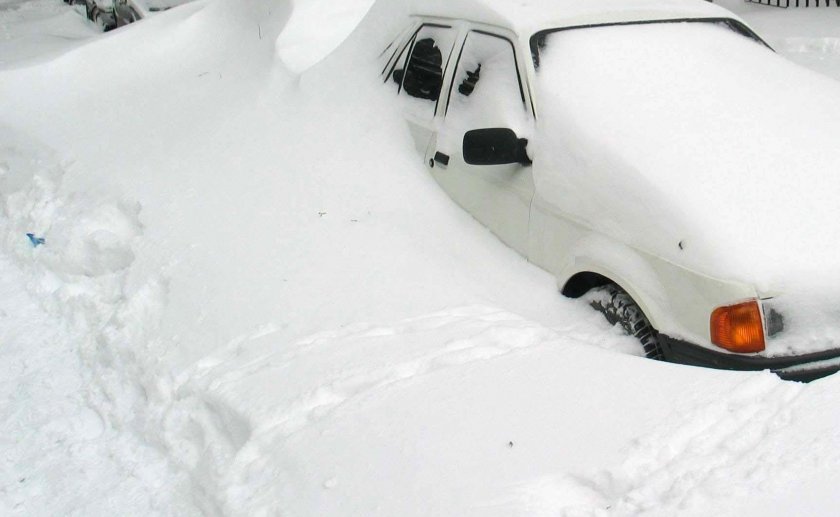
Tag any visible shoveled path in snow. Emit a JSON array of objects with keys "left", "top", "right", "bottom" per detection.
[{"left": 0, "top": 252, "right": 196, "bottom": 516}]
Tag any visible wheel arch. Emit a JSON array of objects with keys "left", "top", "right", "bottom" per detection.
[{"left": 557, "top": 253, "right": 670, "bottom": 334}]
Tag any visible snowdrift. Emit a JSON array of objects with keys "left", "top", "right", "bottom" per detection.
[{"left": 3, "top": 0, "right": 840, "bottom": 514}]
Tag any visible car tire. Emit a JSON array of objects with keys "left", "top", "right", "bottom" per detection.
[{"left": 588, "top": 283, "right": 663, "bottom": 360}]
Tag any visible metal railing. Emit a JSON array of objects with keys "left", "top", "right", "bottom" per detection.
[{"left": 746, "top": 0, "right": 840, "bottom": 6}]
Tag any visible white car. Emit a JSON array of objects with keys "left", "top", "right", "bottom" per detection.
[
  {"left": 84, "top": 0, "right": 191, "bottom": 30},
  {"left": 83, "top": 0, "right": 117, "bottom": 31},
  {"left": 113, "top": 0, "right": 192, "bottom": 28},
  {"left": 381, "top": 0, "right": 840, "bottom": 381}
]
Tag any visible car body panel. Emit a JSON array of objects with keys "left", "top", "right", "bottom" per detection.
[
  {"left": 530, "top": 210, "right": 759, "bottom": 346},
  {"left": 421, "top": 21, "right": 536, "bottom": 254}
]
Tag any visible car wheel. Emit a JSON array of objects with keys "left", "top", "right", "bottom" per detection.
[{"left": 588, "top": 283, "right": 663, "bottom": 360}]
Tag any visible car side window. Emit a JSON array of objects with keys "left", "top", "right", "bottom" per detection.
[
  {"left": 446, "top": 31, "right": 527, "bottom": 131},
  {"left": 391, "top": 25, "right": 456, "bottom": 119}
]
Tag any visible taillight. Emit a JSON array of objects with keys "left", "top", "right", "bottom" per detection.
[{"left": 710, "top": 300, "right": 765, "bottom": 353}]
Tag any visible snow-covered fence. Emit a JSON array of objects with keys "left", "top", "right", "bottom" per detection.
[{"left": 745, "top": 0, "right": 840, "bottom": 6}]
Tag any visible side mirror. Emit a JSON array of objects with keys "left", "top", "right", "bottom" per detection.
[{"left": 463, "top": 128, "right": 531, "bottom": 166}]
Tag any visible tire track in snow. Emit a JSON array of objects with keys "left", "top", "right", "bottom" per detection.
[
  {"left": 176, "top": 307, "right": 571, "bottom": 513},
  {"left": 542, "top": 374, "right": 805, "bottom": 516},
  {"left": 213, "top": 308, "right": 559, "bottom": 432}
]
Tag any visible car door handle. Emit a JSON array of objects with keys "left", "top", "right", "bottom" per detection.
[{"left": 433, "top": 152, "right": 450, "bottom": 167}]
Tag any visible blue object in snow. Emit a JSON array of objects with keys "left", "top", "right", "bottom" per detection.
[{"left": 26, "top": 233, "right": 45, "bottom": 248}]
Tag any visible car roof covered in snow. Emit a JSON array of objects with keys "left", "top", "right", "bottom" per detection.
[{"left": 410, "top": 0, "right": 741, "bottom": 37}]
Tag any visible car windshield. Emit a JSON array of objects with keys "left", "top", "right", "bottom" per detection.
[{"left": 531, "top": 19, "right": 767, "bottom": 69}]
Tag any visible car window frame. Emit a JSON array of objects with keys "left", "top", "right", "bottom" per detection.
[
  {"left": 382, "top": 23, "right": 453, "bottom": 82},
  {"left": 380, "top": 23, "right": 420, "bottom": 76},
  {"left": 387, "top": 22, "right": 459, "bottom": 119},
  {"left": 444, "top": 28, "right": 534, "bottom": 120}
]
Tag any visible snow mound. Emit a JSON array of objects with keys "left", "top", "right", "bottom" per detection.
[
  {"left": 275, "top": 0, "right": 376, "bottom": 73},
  {"left": 4, "top": 0, "right": 840, "bottom": 514}
]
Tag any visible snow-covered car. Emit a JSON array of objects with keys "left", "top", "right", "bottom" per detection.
[
  {"left": 83, "top": 0, "right": 116, "bottom": 30},
  {"left": 381, "top": 0, "right": 840, "bottom": 381},
  {"left": 83, "top": 0, "right": 191, "bottom": 31},
  {"left": 113, "top": 0, "right": 192, "bottom": 28}
]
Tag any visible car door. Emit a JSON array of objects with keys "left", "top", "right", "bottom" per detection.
[
  {"left": 426, "top": 29, "right": 535, "bottom": 254},
  {"left": 385, "top": 23, "right": 460, "bottom": 155}
]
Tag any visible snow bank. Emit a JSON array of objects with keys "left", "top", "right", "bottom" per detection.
[
  {"left": 0, "top": 0, "right": 606, "bottom": 511},
  {"left": 0, "top": 123, "right": 200, "bottom": 514},
  {"left": 4, "top": 0, "right": 840, "bottom": 514},
  {"left": 274, "top": 0, "right": 375, "bottom": 73},
  {"left": 180, "top": 306, "right": 840, "bottom": 516}
]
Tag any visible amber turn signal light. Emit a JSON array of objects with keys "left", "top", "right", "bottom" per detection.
[{"left": 710, "top": 300, "right": 765, "bottom": 353}]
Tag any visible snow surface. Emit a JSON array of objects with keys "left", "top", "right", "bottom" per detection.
[
  {"left": 275, "top": 0, "right": 375, "bottom": 73},
  {"left": 3, "top": 0, "right": 840, "bottom": 515}
]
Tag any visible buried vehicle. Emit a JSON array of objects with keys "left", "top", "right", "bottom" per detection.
[
  {"left": 83, "top": 0, "right": 192, "bottom": 30},
  {"left": 380, "top": 0, "right": 840, "bottom": 381},
  {"left": 112, "top": 0, "right": 193, "bottom": 28}
]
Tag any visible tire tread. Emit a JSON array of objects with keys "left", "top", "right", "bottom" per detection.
[{"left": 589, "top": 284, "right": 663, "bottom": 360}]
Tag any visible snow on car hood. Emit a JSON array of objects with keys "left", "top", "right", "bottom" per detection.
[{"left": 536, "top": 20, "right": 840, "bottom": 297}]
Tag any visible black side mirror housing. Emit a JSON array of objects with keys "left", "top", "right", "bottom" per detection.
[{"left": 462, "top": 128, "right": 531, "bottom": 166}]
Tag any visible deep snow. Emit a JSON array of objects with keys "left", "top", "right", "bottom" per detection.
[{"left": 3, "top": 0, "right": 840, "bottom": 515}]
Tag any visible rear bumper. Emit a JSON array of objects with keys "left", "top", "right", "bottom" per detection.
[{"left": 659, "top": 334, "right": 840, "bottom": 382}]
